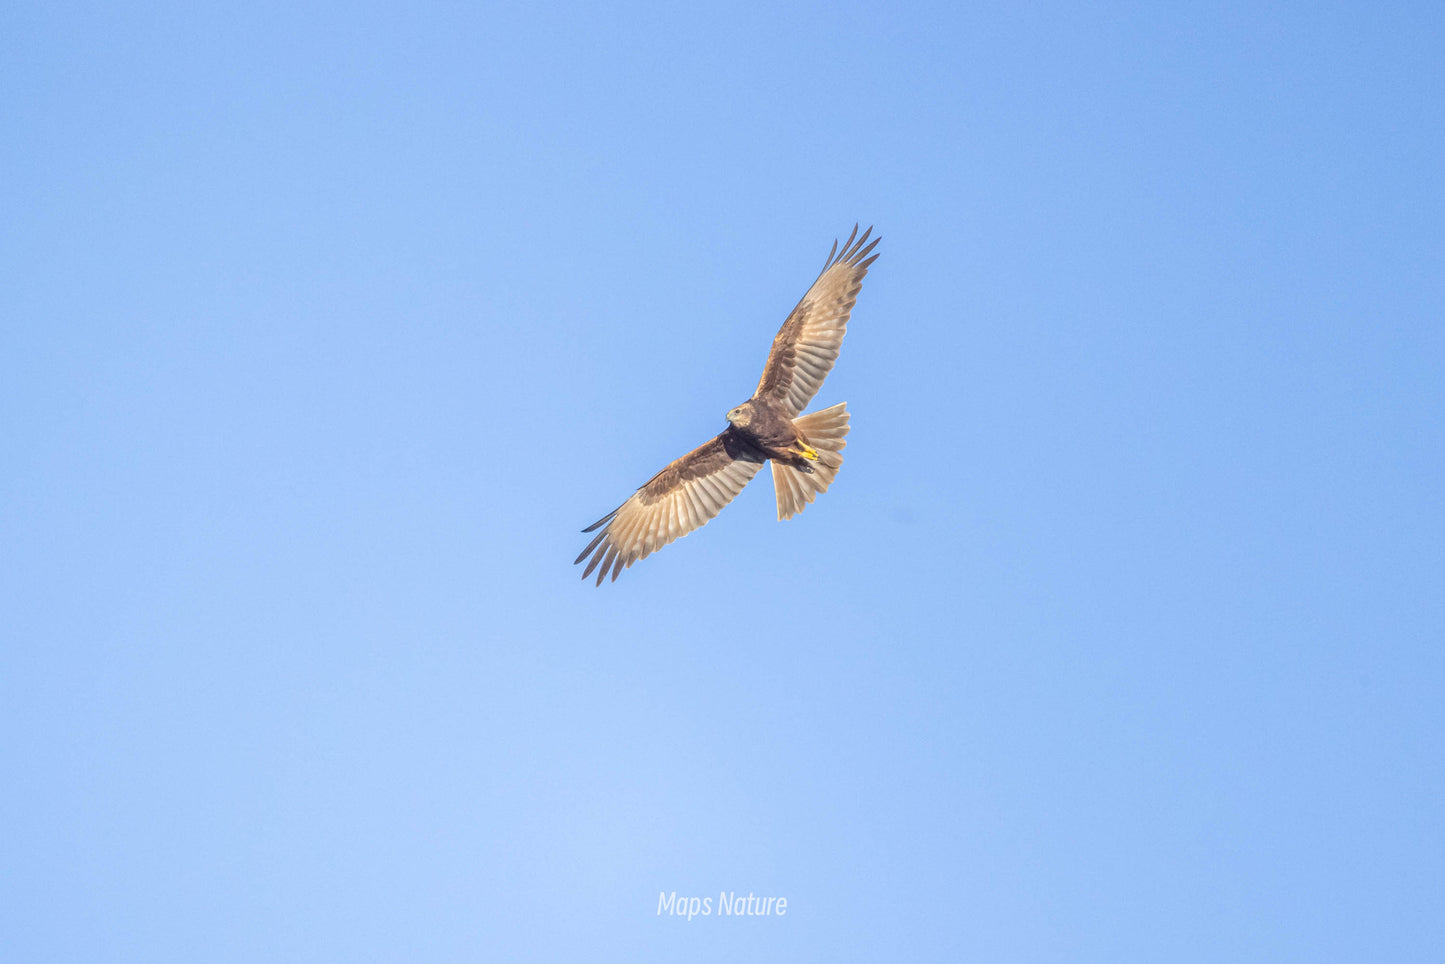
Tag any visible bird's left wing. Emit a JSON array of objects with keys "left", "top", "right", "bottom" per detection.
[
  {"left": 753, "top": 225, "right": 880, "bottom": 417},
  {"left": 575, "top": 428, "right": 766, "bottom": 585}
]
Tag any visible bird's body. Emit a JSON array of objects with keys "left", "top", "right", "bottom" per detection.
[
  {"left": 724, "top": 399, "right": 817, "bottom": 472},
  {"left": 576, "top": 226, "right": 879, "bottom": 585}
]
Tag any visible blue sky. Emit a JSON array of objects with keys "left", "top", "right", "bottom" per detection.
[{"left": 3, "top": 2, "right": 1442, "bottom": 960}]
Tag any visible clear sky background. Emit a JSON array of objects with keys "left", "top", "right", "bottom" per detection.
[{"left": 3, "top": 2, "right": 1442, "bottom": 961}]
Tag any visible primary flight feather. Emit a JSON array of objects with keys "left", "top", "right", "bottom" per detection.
[{"left": 575, "top": 225, "right": 880, "bottom": 585}]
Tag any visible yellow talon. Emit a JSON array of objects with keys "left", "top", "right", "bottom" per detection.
[{"left": 796, "top": 443, "right": 819, "bottom": 461}]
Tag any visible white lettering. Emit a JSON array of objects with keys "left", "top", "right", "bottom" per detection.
[
  {"left": 665, "top": 890, "right": 787, "bottom": 918},
  {"left": 659, "top": 892, "right": 719, "bottom": 920}
]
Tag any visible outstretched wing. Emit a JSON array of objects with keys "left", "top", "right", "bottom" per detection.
[
  {"left": 575, "top": 428, "right": 766, "bottom": 586},
  {"left": 753, "top": 225, "right": 881, "bottom": 417}
]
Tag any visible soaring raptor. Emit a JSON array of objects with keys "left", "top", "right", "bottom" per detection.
[{"left": 575, "top": 226, "right": 880, "bottom": 585}]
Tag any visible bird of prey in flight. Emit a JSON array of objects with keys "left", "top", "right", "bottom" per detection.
[{"left": 575, "top": 225, "right": 880, "bottom": 585}]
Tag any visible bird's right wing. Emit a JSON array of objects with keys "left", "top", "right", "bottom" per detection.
[
  {"left": 575, "top": 428, "right": 766, "bottom": 585},
  {"left": 753, "top": 225, "right": 880, "bottom": 417}
]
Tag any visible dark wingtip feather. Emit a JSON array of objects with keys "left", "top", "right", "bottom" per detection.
[
  {"left": 581, "top": 508, "right": 618, "bottom": 533},
  {"left": 574, "top": 528, "right": 609, "bottom": 566},
  {"left": 821, "top": 238, "right": 839, "bottom": 272},
  {"left": 594, "top": 546, "right": 619, "bottom": 587},
  {"left": 581, "top": 541, "right": 608, "bottom": 580}
]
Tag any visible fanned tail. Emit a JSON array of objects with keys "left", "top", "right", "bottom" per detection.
[{"left": 771, "top": 402, "right": 849, "bottom": 521}]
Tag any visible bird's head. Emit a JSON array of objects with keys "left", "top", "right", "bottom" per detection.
[{"left": 725, "top": 402, "right": 754, "bottom": 429}]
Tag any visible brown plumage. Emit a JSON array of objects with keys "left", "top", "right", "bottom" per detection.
[{"left": 575, "top": 226, "right": 880, "bottom": 585}]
